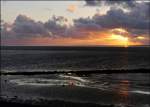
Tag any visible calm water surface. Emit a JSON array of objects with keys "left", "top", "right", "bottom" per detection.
[
  {"left": 1, "top": 47, "right": 150, "bottom": 72},
  {"left": 1, "top": 47, "right": 150, "bottom": 107}
]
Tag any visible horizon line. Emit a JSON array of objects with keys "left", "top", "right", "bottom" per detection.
[{"left": 1, "top": 45, "right": 150, "bottom": 47}]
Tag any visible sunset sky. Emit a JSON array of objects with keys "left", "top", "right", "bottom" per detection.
[{"left": 1, "top": 0, "right": 150, "bottom": 46}]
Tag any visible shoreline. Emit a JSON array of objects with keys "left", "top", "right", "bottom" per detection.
[
  {"left": 1, "top": 69, "right": 150, "bottom": 75},
  {"left": 1, "top": 70, "right": 150, "bottom": 107}
]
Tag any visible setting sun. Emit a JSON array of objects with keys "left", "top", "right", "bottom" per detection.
[{"left": 108, "top": 34, "right": 129, "bottom": 47}]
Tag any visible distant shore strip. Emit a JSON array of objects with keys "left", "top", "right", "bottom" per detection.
[{"left": 1, "top": 69, "right": 150, "bottom": 75}]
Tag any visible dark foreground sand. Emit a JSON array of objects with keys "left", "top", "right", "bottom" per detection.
[
  {"left": 0, "top": 99, "right": 116, "bottom": 107},
  {"left": 1, "top": 73, "right": 150, "bottom": 107}
]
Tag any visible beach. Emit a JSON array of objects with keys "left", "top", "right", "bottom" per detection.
[{"left": 1, "top": 72, "right": 150, "bottom": 107}]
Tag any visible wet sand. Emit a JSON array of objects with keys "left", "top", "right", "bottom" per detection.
[
  {"left": 1, "top": 73, "right": 150, "bottom": 107},
  {"left": 0, "top": 99, "right": 115, "bottom": 107}
]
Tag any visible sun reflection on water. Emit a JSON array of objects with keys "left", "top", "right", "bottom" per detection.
[
  {"left": 118, "top": 80, "right": 130, "bottom": 97},
  {"left": 116, "top": 80, "right": 130, "bottom": 104}
]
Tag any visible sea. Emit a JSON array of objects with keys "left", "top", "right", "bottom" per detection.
[
  {"left": 1, "top": 46, "right": 150, "bottom": 107},
  {"left": 1, "top": 46, "right": 150, "bottom": 72}
]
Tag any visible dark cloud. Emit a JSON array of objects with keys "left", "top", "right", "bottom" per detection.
[
  {"left": 1, "top": 21, "right": 15, "bottom": 40},
  {"left": 1, "top": 15, "right": 69, "bottom": 39},
  {"left": 85, "top": 0, "right": 136, "bottom": 8},
  {"left": 12, "top": 15, "right": 50, "bottom": 38},
  {"left": 74, "top": 1, "right": 150, "bottom": 40},
  {"left": 44, "top": 15, "right": 68, "bottom": 38},
  {"left": 1, "top": 15, "right": 102, "bottom": 40},
  {"left": 93, "top": 8, "right": 149, "bottom": 30},
  {"left": 74, "top": 1, "right": 150, "bottom": 36},
  {"left": 74, "top": 17, "right": 101, "bottom": 31},
  {"left": 72, "top": 7, "right": 149, "bottom": 39},
  {"left": 105, "top": 0, "right": 136, "bottom": 8},
  {"left": 129, "top": 2, "right": 150, "bottom": 20},
  {"left": 85, "top": 0, "right": 102, "bottom": 6}
]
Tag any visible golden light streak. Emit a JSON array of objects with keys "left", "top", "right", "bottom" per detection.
[
  {"left": 136, "top": 36, "right": 145, "bottom": 40},
  {"left": 110, "top": 28, "right": 128, "bottom": 34},
  {"left": 107, "top": 34, "right": 129, "bottom": 47}
]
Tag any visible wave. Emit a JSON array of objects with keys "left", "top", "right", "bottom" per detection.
[
  {"left": 9, "top": 76, "right": 87, "bottom": 87},
  {"left": 1, "top": 69, "right": 150, "bottom": 75},
  {"left": 59, "top": 75, "right": 88, "bottom": 82},
  {"left": 131, "top": 90, "right": 150, "bottom": 95}
]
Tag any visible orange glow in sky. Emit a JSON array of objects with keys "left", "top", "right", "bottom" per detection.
[
  {"left": 24, "top": 29, "right": 141, "bottom": 46},
  {"left": 136, "top": 36, "right": 145, "bottom": 40},
  {"left": 110, "top": 28, "right": 128, "bottom": 34},
  {"left": 107, "top": 34, "right": 129, "bottom": 47},
  {"left": 2, "top": 28, "right": 144, "bottom": 46},
  {"left": 3, "top": 31, "right": 144, "bottom": 47}
]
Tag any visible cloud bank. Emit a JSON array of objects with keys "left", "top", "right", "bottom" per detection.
[{"left": 1, "top": 1, "right": 149, "bottom": 45}]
